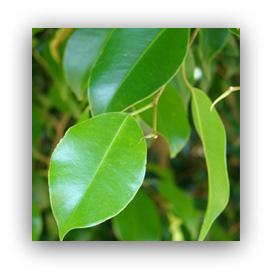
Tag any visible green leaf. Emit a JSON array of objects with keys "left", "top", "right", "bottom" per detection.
[
  {"left": 191, "top": 88, "right": 229, "bottom": 240},
  {"left": 32, "top": 28, "right": 44, "bottom": 37},
  {"left": 45, "top": 211, "right": 59, "bottom": 241},
  {"left": 207, "top": 221, "right": 231, "bottom": 241},
  {"left": 36, "top": 40, "right": 65, "bottom": 83},
  {"left": 64, "top": 228, "right": 94, "bottom": 241},
  {"left": 112, "top": 190, "right": 162, "bottom": 240},
  {"left": 199, "top": 28, "right": 229, "bottom": 61},
  {"left": 88, "top": 28, "right": 189, "bottom": 115},
  {"left": 32, "top": 173, "right": 50, "bottom": 211},
  {"left": 63, "top": 29, "right": 112, "bottom": 100},
  {"left": 147, "top": 164, "right": 201, "bottom": 240},
  {"left": 158, "top": 177, "right": 201, "bottom": 240},
  {"left": 172, "top": 51, "right": 196, "bottom": 110},
  {"left": 48, "top": 112, "right": 147, "bottom": 240},
  {"left": 32, "top": 202, "right": 43, "bottom": 241},
  {"left": 136, "top": 84, "right": 190, "bottom": 157},
  {"left": 229, "top": 28, "right": 240, "bottom": 38}
]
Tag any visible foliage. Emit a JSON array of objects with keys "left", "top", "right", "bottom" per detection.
[{"left": 32, "top": 28, "right": 240, "bottom": 241}]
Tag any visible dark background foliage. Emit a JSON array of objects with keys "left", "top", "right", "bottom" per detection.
[{"left": 32, "top": 28, "right": 240, "bottom": 241}]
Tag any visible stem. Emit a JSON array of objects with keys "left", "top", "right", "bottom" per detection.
[
  {"left": 130, "top": 102, "right": 153, "bottom": 116},
  {"left": 181, "top": 62, "right": 193, "bottom": 94},
  {"left": 189, "top": 28, "right": 200, "bottom": 48},
  {"left": 178, "top": 29, "right": 200, "bottom": 98},
  {"left": 52, "top": 113, "right": 70, "bottom": 150},
  {"left": 32, "top": 149, "right": 50, "bottom": 166},
  {"left": 152, "top": 86, "right": 165, "bottom": 138},
  {"left": 143, "top": 133, "right": 158, "bottom": 140},
  {"left": 210, "top": 86, "right": 240, "bottom": 111},
  {"left": 140, "top": 85, "right": 166, "bottom": 141}
]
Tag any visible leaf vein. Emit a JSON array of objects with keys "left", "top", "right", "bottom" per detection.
[{"left": 63, "top": 115, "right": 130, "bottom": 231}]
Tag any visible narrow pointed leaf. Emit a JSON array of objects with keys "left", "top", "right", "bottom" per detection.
[
  {"left": 49, "top": 113, "right": 147, "bottom": 240},
  {"left": 63, "top": 28, "right": 112, "bottom": 100},
  {"left": 112, "top": 190, "right": 162, "bottom": 241},
  {"left": 191, "top": 88, "right": 229, "bottom": 240},
  {"left": 136, "top": 84, "right": 190, "bottom": 157},
  {"left": 88, "top": 28, "right": 189, "bottom": 114}
]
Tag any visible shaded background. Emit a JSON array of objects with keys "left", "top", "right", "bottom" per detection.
[{"left": 32, "top": 28, "right": 240, "bottom": 241}]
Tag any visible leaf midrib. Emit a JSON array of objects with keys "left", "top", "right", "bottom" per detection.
[
  {"left": 63, "top": 115, "right": 129, "bottom": 231},
  {"left": 192, "top": 89, "right": 228, "bottom": 240},
  {"left": 192, "top": 90, "right": 214, "bottom": 239},
  {"left": 89, "top": 28, "right": 167, "bottom": 113},
  {"left": 111, "top": 29, "right": 166, "bottom": 102}
]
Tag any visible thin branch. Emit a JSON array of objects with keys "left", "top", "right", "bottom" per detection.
[
  {"left": 32, "top": 149, "right": 50, "bottom": 166},
  {"left": 210, "top": 86, "right": 240, "bottom": 111},
  {"left": 181, "top": 62, "right": 193, "bottom": 94},
  {"left": 152, "top": 85, "right": 165, "bottom": 138},
  {"left": 189, "top": 28, "right": 200, "bottom": 48},
  {"left": 143, "top": 133, "right": 159, "bottom": 140},
  {"left": 51, "top": 113, "right": 70, "bottom": 150},
  {"left": 130, "top": 102, "right": 153, "bottom": 116},
  {"left": 50, "top": 28, "right": 73, "bottom": 63},
  {"left": 140, "top": 85, "right": 166, "bottom": 141}
]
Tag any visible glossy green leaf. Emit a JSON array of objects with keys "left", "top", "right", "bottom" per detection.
[
  {"left": 199, "top": 28, "right": 229, "bottom": 61},
  {"left": 136, "top": 84, "right": 190, "bottom": 157},
  {"left": 32, "top": 202, "right": 43, "bottom": 241},
  {"left": 191, "top": 88, "right": 229, "bottom": 240},
  {"left": 112, "top": 190, "right": 162, "bottom": 241},
  {"left": 88, "top": 28, "right": 189, "bottom": 115},
  {"left": 63, "top": 29, "right": 112, "bottom": 100},
  {"left": 49, "top": 112, "right": 147, "bottom": 240}
]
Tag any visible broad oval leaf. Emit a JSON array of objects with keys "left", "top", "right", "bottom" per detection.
[
  {"left": 48, "top": 112, "right": 147, "bottom": 240},
  {"left": 88, "top": 28, "right": 189, "bottom": 115},
  {"left": 199, "top": 28, "right": 229, "bottom": 61},
  {"left": 191, "top": 88, "right": 229, "bottom": 240},
  {"left": 136, "top": 84, "right": 190, "bottom": 157},
  {"left": 63, "top": 28, "right": 112, "bottom": 100},
  {"left": 112, "top": 190, "right": 162, "bottom": 241}
]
